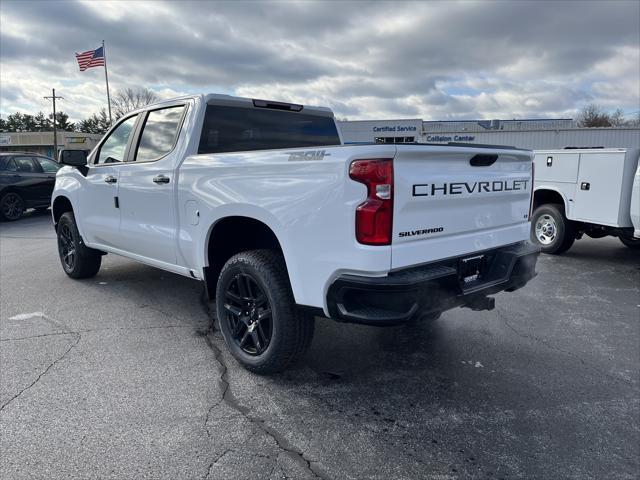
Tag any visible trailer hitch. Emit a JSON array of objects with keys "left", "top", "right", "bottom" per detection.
[{"left": 463, "top": 296, "right": 496, "bottom": 312}]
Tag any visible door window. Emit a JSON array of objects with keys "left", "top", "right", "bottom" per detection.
[
  {"left": 134, "top": 106, "right": 186, "bottom": 162},
  {"left": 96, "top": 115, "right": 138, "bottom": 164},
  {"left": 35, "top": 157, "right": 61, "bottom": 173},
  {"left": 13, "top": 156, "right": 37, "bottom": 173},
  {"left": 4, "top": 159, "right": 18, "bottom": 171}
]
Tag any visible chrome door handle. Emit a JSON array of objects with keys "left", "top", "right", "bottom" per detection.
[
  {"left": 153, "top": 175, "right": 170, "bottom": 184},
  {"left": 104, "top": 175, "right": 118, "bottom": 184}
]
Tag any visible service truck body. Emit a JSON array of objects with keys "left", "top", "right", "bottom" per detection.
[{"left": 532, "top": 148, "right": 640, "bottom": 253}]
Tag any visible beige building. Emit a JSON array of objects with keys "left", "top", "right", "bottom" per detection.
[
  {"left": 0, "top": 131, "right": 102, "bottom": 158},
  {"left": 338, "top": 118, "right": 640, "bottom": 150}
]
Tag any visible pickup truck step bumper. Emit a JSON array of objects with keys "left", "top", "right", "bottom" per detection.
[{"left": 326, "top": 241, "right": 539, "bottom": 325}]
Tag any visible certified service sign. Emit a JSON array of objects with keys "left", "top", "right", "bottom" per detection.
[{"left": 372, "top": 119, "right": 421, "bottom": 134}]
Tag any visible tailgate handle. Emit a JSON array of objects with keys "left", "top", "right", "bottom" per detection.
[{"left": 470, "top": 154, "right": 498, "bottom": 167}]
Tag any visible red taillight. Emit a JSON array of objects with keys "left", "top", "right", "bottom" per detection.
[
  {"left": 529, "top": 161, "right": 535, "bottom": 219},
  {"left": 349, "top": 158, "right": 393, "bottom": 245}
]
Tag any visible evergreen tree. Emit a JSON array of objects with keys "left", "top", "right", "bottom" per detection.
[
  {"left": 33, "top": 111, "right": 51, "bottom": 131},
  {"left": 49, "top": 111, "right": 75, "bottom": 131},
  {"left": 77, "top": 109, "right": 111, "bottom": 134},
  {"left": 6, "top": 112, "right": 28, "bottom": 131}
]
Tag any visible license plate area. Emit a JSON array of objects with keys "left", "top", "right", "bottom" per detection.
[{"left": 458, "top": 254, "right": 486, "bottom": 286}]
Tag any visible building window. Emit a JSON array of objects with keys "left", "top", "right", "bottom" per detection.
[{"left": 374, "top": 136, "right": 416, "bottom": 144}]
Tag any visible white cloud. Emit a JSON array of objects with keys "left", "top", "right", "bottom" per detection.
[{"left": 1, "top": 0, "right": 638, "bottom": 123}]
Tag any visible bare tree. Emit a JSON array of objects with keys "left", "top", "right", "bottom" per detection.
[
  {"left": 112, "top": 87, "right": 159, "bottom": 119},
  {"left": 609, "top": 108, "right": 626, "bottom": 127},
  {"left": 577, "top": 104, "right": 612, "bottom": 128}
]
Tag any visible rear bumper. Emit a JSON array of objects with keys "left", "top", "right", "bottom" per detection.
[{"left": 326, "top": 241, "right": 540, "bottom": 325}]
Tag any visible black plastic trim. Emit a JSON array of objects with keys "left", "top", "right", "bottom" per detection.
[
  {"left": 326, "top": 241, "right": 539, "bottom": 325},
  {"left": 252, "top": 99, "right": 303, "bottom": 111},
  {"left": 446, "top": 142, "right": 523, "bottom": 150},
  {"left": 296, "top": 305, "right": 325, "bottom": 318},
  {"left": 470, "top": 154, "right": 498, "bottom": 166}
]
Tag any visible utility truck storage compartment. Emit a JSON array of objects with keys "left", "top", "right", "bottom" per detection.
[
  {"left": 534, "top": 148, "right": 640, "bottom": 228},
  {"left": 535, "top": 152, "right": 580, "bottom": 184}
]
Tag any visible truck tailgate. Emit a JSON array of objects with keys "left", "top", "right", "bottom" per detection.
[{"left": 392, "top": 145, "right": 533, "bottom": 269}]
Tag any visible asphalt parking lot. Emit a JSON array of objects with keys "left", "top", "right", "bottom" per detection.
[{"left": 1, "top": 211, "right": 638, "bottom": 480}]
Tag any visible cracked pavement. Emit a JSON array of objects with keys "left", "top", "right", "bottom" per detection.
[{"left": 1, "top": 212, "right": 639, "bottom": 479}]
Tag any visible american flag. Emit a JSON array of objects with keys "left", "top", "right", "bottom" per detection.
[{"left": 75, "top": 46, "right": 105, "bottom": 71}]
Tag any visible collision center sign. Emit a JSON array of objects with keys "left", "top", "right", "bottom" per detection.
[{"left": 426, "top": 135, "right": 476, "bottom": 142}]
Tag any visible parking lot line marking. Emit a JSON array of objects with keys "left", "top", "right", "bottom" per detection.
[{"left": 8, "top": 312, "right": 45, "bottom": 321}]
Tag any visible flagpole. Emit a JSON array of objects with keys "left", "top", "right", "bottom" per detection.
[{"left": 102, "top": 40, "right": 112, "bottom": 125}]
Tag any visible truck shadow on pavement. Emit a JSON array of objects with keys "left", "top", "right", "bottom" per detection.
[{"left": 3, "top": 214, "right": 636, "bottom": 479}]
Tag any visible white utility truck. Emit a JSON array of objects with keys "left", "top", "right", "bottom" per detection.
[
  {"left": 52, "top": 94, "right": 539, "bottom": 373},
  {"left": 531, "top": 148, "right": 640, "bottom": 254}
]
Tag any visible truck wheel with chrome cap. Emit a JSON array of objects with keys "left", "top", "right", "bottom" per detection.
[{"left": 531, "top": 203, "right": 575, "bottom": 254}]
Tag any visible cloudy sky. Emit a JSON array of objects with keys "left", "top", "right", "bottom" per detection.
[{"left": 1, "top": 0, "right": 639, "bottom": 123}]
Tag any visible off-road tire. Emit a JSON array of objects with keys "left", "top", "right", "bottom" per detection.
[
  {"left": 531, "top": 203, "right": 576, "bottom": 254},
  {"left": 57, "top": 211, "right": 102, "bottom": 278},
  {"left": 216, "top": 249, "right": 315, "bottom": 374}
]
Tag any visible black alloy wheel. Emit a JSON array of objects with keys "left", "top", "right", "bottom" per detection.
[
  {"left": 222, "top": 273, "right": 273, "bottom": 356},
  {"left": 56, "top": 211, "right": 102, "bottom": 278},
  {"left": 0, "top": 192, "right": 25, "bottom": 221},
  {"left": 58, "top": 222, "right": 76, "bottom": 272},
  {"left": 215, "top": 249, "right": 315, "bottom": 374}
]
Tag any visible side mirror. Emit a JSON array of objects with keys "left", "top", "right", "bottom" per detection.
[{"left": 59, "top": 149, "right": 88, "bottom": 167}]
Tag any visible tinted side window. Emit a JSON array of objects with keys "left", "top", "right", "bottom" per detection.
[
  {"left": 96, "top": 115, "right": 138, "bottom": 164},
  {"left": 3, "top": 158, "right": 17, "bottom": 171},
  {"left": 198, "top": 105, "right": 341, "bottom": 154},
  {"left": 134, "top": 106, "right": 186, "bottom": 162},
  {"left": 14, "top": 156, "right": 36, "bottom": 173},
  {"left": 36, "top": 157, "right": 61, "bottom": 173}
]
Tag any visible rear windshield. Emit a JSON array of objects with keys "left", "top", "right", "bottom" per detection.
[{"left": 198, "top": 105, "right": 340, "bottom": 154}]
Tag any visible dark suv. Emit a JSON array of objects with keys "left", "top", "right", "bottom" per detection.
[{"left": 0, "top": 152, "right": 61, "bottom": 221}]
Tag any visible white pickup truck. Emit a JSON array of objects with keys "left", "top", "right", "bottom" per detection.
[{"left": 53, "top": 94, "right": 539, "bottom": 373}]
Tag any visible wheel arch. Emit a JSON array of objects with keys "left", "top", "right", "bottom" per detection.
[
  {"left": 52, "top": 195, "right": 74, "bottom": 228},
  {"left": 0, "top": 186, "right": 25, "bottom": 201},
  {"left": 0, "top": 186, "right": 21, "bottom": 196},
  {"left": 203, "top": 215, "right": 290, "bottom": 301},
  {"left": 533, "top": 187, "right": 568, "bottom": 212}
]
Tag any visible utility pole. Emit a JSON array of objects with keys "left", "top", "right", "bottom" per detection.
[{"left": 44, "top": 89, "right": 64, "bottom": 160}]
